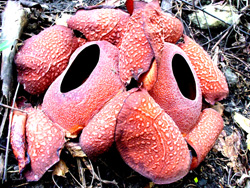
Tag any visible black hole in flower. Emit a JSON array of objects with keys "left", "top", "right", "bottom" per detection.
[
  {"left": 60, "top": 44, "right": 100, "bottom": 93},
  {"left": 172, "top": 54, "right": 196, "bottom": 100},
  {"left": 126, "top": 78, "right": 139, "bottom": 91}
]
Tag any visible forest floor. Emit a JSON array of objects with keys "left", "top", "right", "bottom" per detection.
[{"left": 0, "top": 0, "right": 249, "bottom": 187}]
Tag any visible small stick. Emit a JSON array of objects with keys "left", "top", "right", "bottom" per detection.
[
  {"left": 2, "top": 83, "right": 20, "bottom": 182},
  {"left": 97, "top": 166, "right": 102, "bottom": 187},
  {"left": 77, "top": 158, "right": 86, "bottom": 187},
  {"left": 68, "top": 170, "right": 84, "bottom": 188},
  {"left": 228, "top": 66, "right": 250, "bottom": 79},
  {"left": 81, "top": 157, "right": 118, "bottom": 186},
  {"left": 52, "top": 175, "right": 60, "bottom": 188},
  {"left": 201, "top": 26, "right": 231, "bottom": 46},
  {"left": 224, "top": 52, "right": 250, "bottom": 68},
  {"left": 211, "top": 25, "right": 232, "bottom": 52},
  {"left": 0, "top": 107, "right": 8, "bottom": 137},
  {"left": 0, "top": 102, "right": 27, "bottom": 113},
  {"left": 65, "top": 142, "right": 117, "bottom": 186}
]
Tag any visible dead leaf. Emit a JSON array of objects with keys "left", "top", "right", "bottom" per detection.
[
  {"left": 233, "top": 112, "right": 250, "bottom": 150},
  {"left": 214, "top": 129, "right": 242, "bottom": 172},
  {"left": 65, "top": 132, "right": 78, "bottom": 139},
  {"left": 233, "top": 112, "right": 250, "bottom": 134},
  {"left": 53, "top": 160, "right": 69, "bottom": 178},
  {"left": 144, "top": 182, "right": 155, "bottom": 188},
  {"left": 212, "top": 102, "right": 225, "bottom": 116},
  {"left": 65, "top": 142, "right": 87, "bottom": 158}
]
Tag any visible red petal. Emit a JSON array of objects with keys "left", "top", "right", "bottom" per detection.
[
  {"left": 119, "top": 0, "right": 183, "bottom": 85},
  {"left": 139, "top": 59, "right": 158, "bottom": 91},
  {"left": 79, "top": 89, "right": 136, "bottom": 158},
  {"left": 67, "top": 9, "right": 129, "bottom": 46},
  {"left": 119, "top": 5, "right": 154, "bottom": 84},
  {"left": 116, "top": 89, "right": 191, "bottom": 184},
  {"left": 15, "top": 25, "right": 79, "bottom": 95},
  {"left": 125, "top": 0, "right": 134, "bottom": 15},
  {"left": 178, "top": 35, "right": 229, "bottom": 104},
  {"left": 23, "top": 106, "right": 66, "bottom": 181},
  {"left": 161, "top": 13, "right": 183, "bottom": 43},
  {"left": 10, "top": 109, "right": 29, "bottom": 173},
  {"left": 185, "top": 108, "right": 224, "bottom": 169},
  {"left": 142, "top": 1, "right": 183, "bottom": 60}
]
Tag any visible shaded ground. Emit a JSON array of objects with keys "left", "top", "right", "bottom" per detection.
[{"left": 0, "top": 0, "right": 250, "bottom": 187}]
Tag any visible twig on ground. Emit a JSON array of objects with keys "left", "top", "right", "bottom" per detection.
[
  {"left": 68, "top": 170, "right": 85, "bottom": 188},
  {"left": 0, "top": 107, "right": 8, "bottom": 138},
  {"left": 0, "top": 102, "right": 27, "bottom": 113},
  {"left": 224, "top": 44, "right": 248, "bottom": 52},
  {"left": 97, "top": 166, "right": 102, "bottom": 187},
  {"left": 65, "top": 142, "right": 118, "bottom": 186},
  {"left": 201, "top": 26, "right": 232, "bottom": 46},
  {"left": 82, "top": 157, "right": 118, "bottom": 187},
  {"left": 77, "top": 158, "right": 86, "bottom": 187},
  {"left": 211, "top": 25, "right": 233, "bottom": 52},
  {"left": 12, "top": 182, "right": 29, "bottom": 187},
  {"left": 228, "top": 66, "right": 250, "bottom": 79},
  {"left": 52, "top": 175, "right": 61, "bottom": 188},
  {"left": 2, "top": 83, "right": 20, "bottom": 182},
  {"left": 224, "top": 52, "right": 250, "bottom": 69}
]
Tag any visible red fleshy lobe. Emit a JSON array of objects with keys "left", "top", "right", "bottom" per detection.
[
  {"left": 178, "top": 35, "right": 229, "bottom": 104},
  {"left": 119, "top": 0, "right": 183, "bottom": 84},
  {"left": 125, "top": 0, "right": 134, "bottom": 15},
  {"left": 67, "top": 8, "right": 130, "bottom": 47},
  {"left": 79, "top": 89, "right": 136, "bottom": 158},
  {"left": 15, "top": 25, "right": 79, "bottom": 95},
  {"left": 185, "top": 108, "right": 224, "bottom": 169},
  {"left": 116, "top": 89, "right": 191, "bottom": 184},
  {"left": 119, "top": 1, "right": 154, "bottom": 84},
  {"left": 10, "top": 107, "right": 29, "bottom": 174},
  {"left": 11, "top": 105, "right": 66, "bottom": 182}
]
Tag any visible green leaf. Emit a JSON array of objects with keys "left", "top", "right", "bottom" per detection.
[
  {"left": 194, "top": 177, "right": 198, "bottom": 183},
  {"left": 0, "top": 40, "right": 12, "bottom": 51}
]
